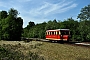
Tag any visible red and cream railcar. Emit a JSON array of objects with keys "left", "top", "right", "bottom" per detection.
[{"left": 46, "top": 29, "right": 70, "bottom": 41}]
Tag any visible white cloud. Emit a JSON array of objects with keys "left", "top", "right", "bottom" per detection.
[
  {"left": 29, "top": 1, "right": 77, "bottom": 17},
  {"left": 0, "top": 0, "right": 78, "bottom": 27},
  {"left": 58, "top": 3, "right": 77, "bottom": 13},
  {"left": 21, "top": 0, "right": 78, "bottom": 27},
  {"left": 21, "top": 15, "right": 48, "bottom": 27}
]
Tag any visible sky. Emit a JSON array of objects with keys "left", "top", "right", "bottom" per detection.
[{"left": 0, "top": 0, "right": 90, "bottom": 27}]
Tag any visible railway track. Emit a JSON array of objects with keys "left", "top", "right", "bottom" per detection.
[
  {"left": 64, "top": 41, "right": 90, "bottom": 48},
  {"left": 22, "top": 37, "right": 90, "bottom": 48}
]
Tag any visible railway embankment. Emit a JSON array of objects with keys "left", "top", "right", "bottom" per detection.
[{"left": 0, "top": 40, "right": 90, "bottom": 60}]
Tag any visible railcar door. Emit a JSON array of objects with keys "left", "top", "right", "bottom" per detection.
[{"left": 60, "top": 30, "right": 70, "bottom": 41}]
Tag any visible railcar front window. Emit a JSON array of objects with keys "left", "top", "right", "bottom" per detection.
[{"left": 61, "top": 31, "right": 69, "bottom": 35}]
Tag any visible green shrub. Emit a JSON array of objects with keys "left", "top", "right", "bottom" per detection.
[
  {"left": 0, "top": 45, "right": 24, "bottom": 60},
  {"left": 29, "top": 51, "right": 44, "bottom": 60},
  {"left": 0, "top": 44, "right": 44, "bottom": 60}
]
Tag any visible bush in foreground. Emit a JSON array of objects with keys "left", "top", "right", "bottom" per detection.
[{"left": 0, "top": 44, "right": 44, "bottom": 60}]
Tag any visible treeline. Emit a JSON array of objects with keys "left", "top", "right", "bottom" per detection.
[
  {"left": 0, "top": 8, "right": 23, "bottom": 41},
  {"left": 0, "top": 5, "right": 90, "bottom": 42},
  {"left": 23, "top": 5, "right": 90, "bottom": 42}
]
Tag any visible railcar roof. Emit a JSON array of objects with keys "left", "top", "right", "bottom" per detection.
[{"left": 46, "top": 29, "right": 69, "bottom": 32}]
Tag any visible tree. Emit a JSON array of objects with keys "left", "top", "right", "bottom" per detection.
[
  {"left": 13, "top": 17, "right": 23, "bottom": 40},
  {"left": 77, "top": 4, "right": 90, "bottom": 21},
  {"left": 45, "top": 19, "right": 59, "bottom": 30},
  {"left": 22, "top": 21, "right": 35, "bottom": 37},
  {"left": 0, "top": 11, "right": 8, "bottom": 19},
  {"left": 26, "top": 21, "right": 35, "bottom": 29},
  {"left": 0, "top": 8, "right": 23, "bottom": 40},
  {"left": 8, "top": 8, "right": 18, "bottom": 18},
  {"left": 77, "top": 4, "right": 90, "bottom": 41},
  {"left": 7, "top": 8, "right": 23, "bottom": 40},
  {"left": 77, "top": 20, "right": 90, "bottom": 41},
  {"left": 23, "top": 21, "right": 46, "bottom": 39},
  {"left": 0, "top": 11, "right": 8, "bottom": 40}
]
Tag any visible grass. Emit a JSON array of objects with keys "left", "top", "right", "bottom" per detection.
[
  {"left": 0, "top": 40, "right": 90, "bottom": 60},
  {"left": 0, "top": 41, "right": 44, "bottom": 60},
  {"left": 36, "top": 42, "right": 90, "bottom": 60}
]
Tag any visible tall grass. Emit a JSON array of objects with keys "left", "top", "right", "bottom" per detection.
[
  {"left": 37, "top": 42, "right": 90, "bottom": 60},
  {"left": 0, "top": 43, "right": 44, "bottom": 60}
]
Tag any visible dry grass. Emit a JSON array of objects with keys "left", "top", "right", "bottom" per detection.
[
  {"left": 0, "top": 40, "right": 90, "bottom": 60},
  {"left": 36, "top": 42, "right": 90, "bottom": 60},
  {"left": 0, "top": 40, "right": 44, "bottom": 60}
]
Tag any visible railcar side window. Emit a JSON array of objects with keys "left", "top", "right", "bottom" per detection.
[
  {"left": 46, "top": 32, "right": 47, "bottom": 35},
  {"left": 52, "top": 32, "right": 54, "bottom": 35},
  {"left": 50, "top": 32, "right": 51, "bottom": 35}
]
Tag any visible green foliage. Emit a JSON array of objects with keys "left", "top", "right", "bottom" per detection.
[
  {"left": 0, "top": 11, "right": 7, "bottom": 19},
  {"left": 45, "top": 19, "right": 59, "bottom": 30},
  {"left": 0, "top": 44, "right": 24, "bottom": 60},
  {"left": 77, "top": 4, "right": 90, "bottom": 21},
  {"left": 29, "top": 51, "right": 44, "bottom": 60},
  {"left": 23, "top": 17, "right": 89, "bottom": 42},
  {"left": 8, "top": 8, "right": 19, "bottom": 18},
  {"left": 23, "top": 19, "right": 79, "bottom": 41},
  {"left": 0, "top": 8, "right": 23, "bottom": 40},
  {"left": 23, "top": 22, "right": 46, "bottom": 39},
  {"left": 22, "top": 4, "right": 90, "bottom": 42},
  {"left": 0, "top": 44, "right": 44, "bottom": 60},
  {"left": 77, "top": 4, "right": 90, "bottom": 41},
  {"left": 77, "top": 20, "right": 90, "bottom": 41}
]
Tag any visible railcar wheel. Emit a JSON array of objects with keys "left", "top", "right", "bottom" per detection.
[
  {"left": 59, "top": 40, "right": 64, "bottom": 44},
  {"left": 49, "top": 40, "right": 52, "bottom": 42}
]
